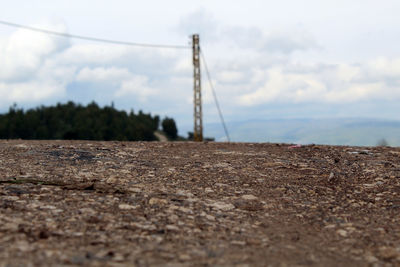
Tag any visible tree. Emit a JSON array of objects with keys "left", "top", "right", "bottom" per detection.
[
  {"left": 161, "top": 117, "right": 178, "bottom": 140},
  {"left": 0, "top": 101, "right": 170, "bottom": 141}
]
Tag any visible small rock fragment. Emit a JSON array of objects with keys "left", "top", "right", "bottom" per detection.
[
  {"left": 149, "top": 198, "right": 168, "bottom": 206},
  {"left": 179, "top": 254, "right": 191, "bottom": 261},
  {"left": 210, "top": 202, "right": 235, "bottom": 211},
  {"left": 205, "top": 214, "right": 215, "bottom": 221},
  {"left": 379, "top": 247, "right": 399, "bottom": 261},
  {"left": 365, "top": 255, "right": 379, "bottom": 263},
  {"left": 231, "top": 240, "right": 246, "bottom": 246},
  {"left": 336, "top": 229, "right": 348, "bottom": 237},
  {"left": 128, "top": 187, "right": 141, "bottom": 193},
  {"left": 118, "top": 204, "right": 137, "bottom": 210},
  {"left": 241, "top": 194, "right": 258, "bottom": 200},
  {"left": 328, "top": 172, "right": 335, "bottom": 182},
  {"left": 166, "top": 225, "right": 179, "bottom": 231},
  {"left": 205, "top": 188, "right": 214, "bottom": 193}
]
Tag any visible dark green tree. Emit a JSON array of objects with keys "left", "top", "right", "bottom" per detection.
[
  {"left": 0, "top": 101, "right": 171, "bottom": 141},
  {"left": 161, "top": 117, "right": 178, "bottom": 140}
]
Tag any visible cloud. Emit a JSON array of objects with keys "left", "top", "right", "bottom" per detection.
[
  {"left": 216, "top": 70, "right": 246, "bottom": 83},
  {"left": 76, "top": 67, "right": 131, "bottom": 83},
  {"left": 236, "top": 60, "right": 400, "bottom": 107},
  {"left": 238, "top": 68, "right": 323, "bottom": 105},
  {"left": 0, "top": 21, "right": 70, "bottom": 82},
  {"left": 178, "top": 9, "right": 319, "bottom": 55},
  {"left": 0, "top": 20, "right": 192, "bottom": 111},
  {"left": 58, "top": 44, "right": 128, "bottom": 65},
  {"left": 222, "top": 26, "right": 319, "bottom": 54},
  {"left": 0, "top": 21, "right": 71, "bottom": 106},
  {"left": 116, "top": 75, "right": 157, "bottom": 101},
  {"left": 75, "top": 67, "right": 162, "bottom": 102},
  {"left": 261, "top": 31, "right": 318, "bottom": 54},
  {"left": 0, "top": 80, "right": 65, "bottom": 104},
  {"left": 177, "top": 8, "right": 220, "bottom": 41}
]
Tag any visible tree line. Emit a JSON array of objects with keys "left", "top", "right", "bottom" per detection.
[{"left": 0, "top": 101, "right": 178, "bottom": 141}]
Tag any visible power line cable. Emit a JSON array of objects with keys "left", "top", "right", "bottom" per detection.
[
  {"left": 200, "top": 50, "right": 231, "bottom": 142},
  {"left": 0, "top": 19, "right": 190, "bottom": 49}
]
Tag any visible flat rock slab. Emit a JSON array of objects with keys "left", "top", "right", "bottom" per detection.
[{"left": 0, "top": 140, "right": 399, "bottom": 266}]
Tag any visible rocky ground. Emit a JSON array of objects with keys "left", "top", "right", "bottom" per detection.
[{"left": 0, "top": 140, "right": 399, "bottom": 266}]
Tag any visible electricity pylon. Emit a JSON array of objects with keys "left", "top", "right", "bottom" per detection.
[{"left": 192, "top": 34, "right": 203, "bottom": 141}]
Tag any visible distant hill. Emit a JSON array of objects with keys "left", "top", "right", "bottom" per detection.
[
  {"left": 0, "top": 102, "right": 178, "bottom": 141},
  {"left": 205, "top": 118, "right": 400, "bottom": 146}
]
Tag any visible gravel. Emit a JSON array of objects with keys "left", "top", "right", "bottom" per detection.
[{"left": 0, "top": 140, "right": 399, "bottom": 266}]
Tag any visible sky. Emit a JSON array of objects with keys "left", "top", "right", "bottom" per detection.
[{"left": 1, "top": 0, "right": 400, "bottom": 138}]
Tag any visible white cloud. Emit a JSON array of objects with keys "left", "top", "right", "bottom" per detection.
[
  {"left": 75, "top": 67, "right": 163, "bottom": 102},
  {"left": 0, "top": 21, "right": 71, "bottom": 105},
  {"left": 116, "top": 75, "right": 157, "bottom": 101},
  {"left": 335, "top": 64, "right": 361, "bottom": 82},
  {"left": 76, "top": 67, "right": 131, "bottom": 83},
  {"left": 0, "top": 20, "right": 191, "bottom": 109},
  {"left": 0, "top": 81, "right": 65, "bottom": 103},
  {"left": 367, "top": 57, "right": 400, "bottom": 79},
  {"left": 0, "top": 21, "right": 70, "bottom": 82},
  {"left": 217, "top": 70, "right": 246, "bottom": 83},
  {"left": 236, "top": 60, "right": 400, "bottom": 106},
  {"left": 223, "top": 26, "right": 319, "bottom": 55},
  {"left": 177, "top": 8, "right": 220, "bottom": 41},
  {"left": 238, "top": 68, "right": 324, "bottom": 105},
  {"left": 179, "top": 9, "right": 319, "bottom": 55},
  {"left": 58, "top": 44, "right": 128, "bottom": 65}
]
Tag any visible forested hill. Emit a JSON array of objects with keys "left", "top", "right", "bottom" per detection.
[{"left": 0, "top": 102, "right": 178, "bottom": 141}]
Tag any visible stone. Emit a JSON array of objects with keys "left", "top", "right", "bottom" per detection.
[
  {"left": 365, "top": 255, "right": 379, "bottom": 263},
  {"left": 128, "top": 187, "right": 142, "bottom": 193},
  {"left": 205, "top": 188, "right": 214, "bottom": 193},
  {"left": 149, "top": 198, "right": 168, "bottom": 206},
  {"left": 205, "top": 214, "right": 215, "bottom": 221},
  {"left": 118, "top": 204, "right": 137, "bottom": 210},
  {"left": 231, "top": 240, "right": 246, "bottom": 246},
  {"left": 336, "top": 229, "right": 348, "bottom": 237},
  {"left": 166, "top": 225, "right": 179, "bottom": 231},
  {"left": 241, "top": 194, "right": 258, "bottom": 200},
  {"left": 378, "top": 247, "right": 399, "bottom": 261},
  {"left": 179, "top": 254, "right": 191, "bottom": 261},
  {"left": 210, "top": 202, "right": 235, "bottom": 211}
]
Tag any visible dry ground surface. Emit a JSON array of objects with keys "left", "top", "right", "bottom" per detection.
[{"left": 0, "top": 140, "right": 399, "bottom": 266}]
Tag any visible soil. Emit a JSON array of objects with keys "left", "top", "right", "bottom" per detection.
[{"left": 0, "top": 140, "right": 399, "bottom": 266}]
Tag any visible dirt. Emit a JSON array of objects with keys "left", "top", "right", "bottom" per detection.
[{"left": 0, "top": 140, "right": 399, "bottom": 266}]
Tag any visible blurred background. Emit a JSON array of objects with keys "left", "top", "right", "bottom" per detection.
[{"left": 1, "top": 0, "right": 400, "bottom": 145}]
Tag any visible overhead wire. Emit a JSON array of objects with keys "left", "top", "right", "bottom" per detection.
[
  {"left": 200, "top": 50, "right": 231, "bottom": 142},
  {"left": 0, "top": 19, "right": 190, "bottom": 49}
]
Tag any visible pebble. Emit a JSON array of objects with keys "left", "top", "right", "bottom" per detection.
[
  {"left": 336, "top": 229, "right": 348, "bottom": 237},
  {"left": 179, "top": 254, "right": 191, "bottom": 261},
  {"left": 241, "top": 194, "right": 258, "bottom": 200},
  {"left": 178, "top": 207, "right": 192, "bottom": 214},
  {"left": 205, "top": 214, "right": 215, "bottom": 221},
  {"left": 166, "top": 225, "right": 180, "bottom": 231},
  {"left": 128, "top": 187, "right": 142, "bottom": 193},
  {"left": 365, "top": 254, "right": 379, "bottom": 263},
  {"left": 231, "top": 240, "right": 246, "bottom": 246},
  {"left": 118, "top": 204, "right": 137, "bottom": 210},
  {"left": 210, "top": 202, "right": 235, "bottom": 211},
  {"left": 205, "top": 188, "right": 214, "bottom": 193},
  {"left": 149, "top": 198, "right": 168, "bottom": 206},
  {"left": 378, "top": 247, "right": 399, "bottom": 261}
]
